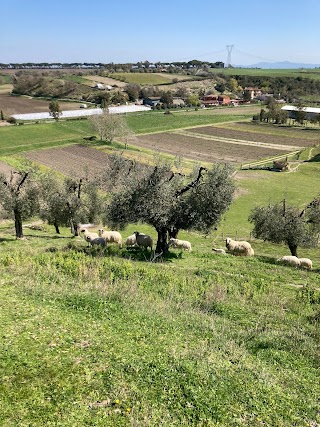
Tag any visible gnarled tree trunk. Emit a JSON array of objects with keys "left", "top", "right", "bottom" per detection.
[
  {"left": 155, "top": 227, "right": 169, "bottom": 255},
  {"left": 14, "top": 208, "right": 23, "bottom": 239},
  {"left": 288, "top": 242, "right": 298, "bottom": 257}
]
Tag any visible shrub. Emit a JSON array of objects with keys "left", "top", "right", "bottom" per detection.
[{"left": 7, "top": 116, "right": 17, "bottom": 124}]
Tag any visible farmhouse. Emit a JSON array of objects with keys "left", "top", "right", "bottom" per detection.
[
  {"left": 281, "top": 105, "right": 320, "bottom": 121},
  {"left": 243, "top": 87, "right": 262, "bottom": 100},
  {"left": 200, "top": 94, "right": 231, "bottom": 107},
  {"left": 143, "top": 97, "right": 162, "bottom": 107}
]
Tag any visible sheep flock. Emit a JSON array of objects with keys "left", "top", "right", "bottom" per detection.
[{"left": 77, "top": 226, "right": 315, "bottom": 270}]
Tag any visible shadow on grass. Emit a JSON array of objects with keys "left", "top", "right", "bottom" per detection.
[
  {"left": 60, "top": 241, "right": 180, "bottom": 262},
  {"left": 308, "top": 153, "right": 320, "bottom": 162}
]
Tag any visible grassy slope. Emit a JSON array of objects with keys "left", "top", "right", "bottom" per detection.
[
  {"left": 0, "top": 224, "right": 319, "bottom": 426},
  {"left": 0, "top": 112, "right": 320, "bottom": 425},
  {"left": 111, "top": 72, "right": 197, "bottom": 85},
  {"left": 224, "top": 162, "right": 320, "bottom": 238}
]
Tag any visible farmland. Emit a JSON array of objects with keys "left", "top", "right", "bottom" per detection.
[
  {"left": 111, "top": 72, "right": 199, "bottom": 85},
  {"left": 0, "top": 93, "right": 82, "bottom": 116},
  {"left": 209, "top": 67, "right": 320, "bottom": 80},
  {"left": 1, "top": 109, "right": 320, "bottom": 426}
]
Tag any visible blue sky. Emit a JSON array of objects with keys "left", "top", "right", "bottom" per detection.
[{"left": 2, "top": 0, "right": 320, "bottom": 65}]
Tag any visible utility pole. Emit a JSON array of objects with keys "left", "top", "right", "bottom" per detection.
[{"left": 226, "top": 45, "right": 234, "bottom": 68}]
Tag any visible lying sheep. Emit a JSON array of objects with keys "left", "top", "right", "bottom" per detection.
[
  {"left": 212, "top": 248, "right": 226, "bottom": 255},
  {"left": 225, "top": 237, "right": 254, "bottom": 257},
  {"left": 299, "top": 258, "right": 312, "bottom": 270},
  {"left": 134, "top": 231, "right": 153, "bottom": 251},
  {"left": 277, "top": 255, "right": 301, "bottom": 267},
  {"left": 125, "top": 233, "right": 137, "bottom": 248},
  {"left": 169, "top": 237, "right": 192, "bottom": 251},
  {"left": 98, "top": 229, "right": 123, "bottom": 248}
]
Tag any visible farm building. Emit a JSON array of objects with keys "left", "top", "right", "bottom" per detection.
[
  {"left": 94, "top": 83, "right": 113, "bottom": 90},
  {"left": 243, "top": 87, "right": 262, "bottom": 100},
  {"left": 200, "top": 95, "right": 231, "bottom": 107},
  {"left": 143, "top": 97, "right": 162, "bottom": 107},
  {"left": 281, "top": 105, "right": 320, "bottom": 121}
]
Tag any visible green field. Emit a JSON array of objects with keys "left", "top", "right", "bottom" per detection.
[
  {"left": 209, "top": 67, "right": 320, "bottom": 80},
  {"left": 111, "top": 72, "right": 198, "bottom": 85},
  {"left": 126, "top": 109, "right": 257, "bottom": 134},
  {"left": 0, "top": 108, "right": 258, "bottom": 156},
  {"left": 0, "top": 112, "right": 320, "bottom": 426},
  {"left": 0, "top": 120, "right": 93, "bottom": 156}
]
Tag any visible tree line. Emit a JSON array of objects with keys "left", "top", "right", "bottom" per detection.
[{"left": 0, "top": 156, "right": 319, "bottom": 256}]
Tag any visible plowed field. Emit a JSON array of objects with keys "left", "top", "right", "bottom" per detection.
[
  {"left": 0, "top": 94, "right": 81, "bottom": 116},
  {"left": 25, "top": 145, "right": 109, "bottom": 179},
  {"left": 133, "top": 131, "right": 294, "bottom": 164}
]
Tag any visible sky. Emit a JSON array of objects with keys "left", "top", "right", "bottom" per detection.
[{"left": 2, "top": 0, "right": 320, "bottom": 66}]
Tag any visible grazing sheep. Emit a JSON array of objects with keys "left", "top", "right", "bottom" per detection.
[
  {"left": 98, "top": 229, "right": 123, "bottom": 248},
  {"left": 299, "top": 258, "right": 312, "bottom": 270},
  {"left": 88, "top": 237, "right": 107, "bottom": 247},
  {"left": 169, "top": 237, "right": 192, "bottom": 251},
  {"left": 125, "top": 233, "right": 137, "bottom": 248},
  {"left": 134, "top": 231, "right": 153, "bottom": 251},
  {"left": 277, "top": 255, "right": 301, "bottom": 267},
  {"left": 225, "top": 237, "right": 254, "bottom": 257},
  {"left": 212, "top": 248, "right": 226, "bottom": 255},
  {"left": 80, "top": 228, "right": 99, "bottom": 245}
]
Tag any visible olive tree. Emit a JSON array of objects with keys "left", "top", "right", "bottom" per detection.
[
  {"left": 249, "top": 200, "right": 320, "bottom": 256},
  {"left": 89, "top": 111, "right": 133, "bottom": 143},
  {"left": 102, "top": 155, "right": 235, "bottom": 254},
  {"left": 49, "top": 100, "right": 62, "bottom": 121},
  {"left": 38, "top": 173, "right": 102, "bottom": 235},
  {"left": 0, "top": 169, "right": 40, "bottom": 238}
]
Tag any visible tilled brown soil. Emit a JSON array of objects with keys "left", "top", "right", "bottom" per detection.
[
  {"left": 187, "top": 125, "right": 317, "bottom": 147},
  {"left": 25, "top": 145, "right": 110, "bottom": 179},
  {"left": 0, "top": 94, "right": 81, "bottom": 116},
  {"left": 133, "top": 132, "right": 291, "bottom": 163},
  {"left": 0, "top": 160, "right": 15, "bottom": 177}
]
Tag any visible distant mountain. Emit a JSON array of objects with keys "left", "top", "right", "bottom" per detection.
[{"left": 242, "top": 61, "right": 320, "bottom": 69}]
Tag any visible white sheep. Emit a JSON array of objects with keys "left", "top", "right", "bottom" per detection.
[
  {"left": 125, "top": 233, "right": 137, "bottom": 248},
  {"left": 225, "top": 237, "right": 254, "bottom": 257},
  {"left": 212, "top": 248, "right": 226, "bottom": 255},
  {"left": 169, "top": 237, "right": 192, "bottom": 251},
  {"left": 277, "top": 255, "right": 301, "bottom": 267},
  {"left": 298, "top": 258, "right": 312, "bottom": 270},
  {"left": 80, "top": 228, "right": 99, "bottom": 245},
  {"left": 134, "top": 231, "right": 153, "bottom": 251},
  {"left": 98, "top": 229, "right": 123, "bottom": 248}
]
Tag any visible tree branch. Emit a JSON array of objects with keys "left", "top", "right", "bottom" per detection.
[{"left": 175, "top": 167, "right": 207, "bottom": 197}]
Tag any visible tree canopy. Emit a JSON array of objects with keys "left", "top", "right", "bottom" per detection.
[
  {"left": 89, "top": 111, "right": 133, "bottom": 143},
  {"left": 48, "top": 100, "right": 62, "bottom": 121},
  {"left": 249, "top": 200, "right": 320, "bottom": 256},
  {"left": 102, "top": 156, "right": 235, "bottom": 253}
]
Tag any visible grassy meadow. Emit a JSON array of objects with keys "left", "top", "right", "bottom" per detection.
[
  {"left": 209, "top": 67, "right": 320, "bottom": 80},
  {"left": 111, "top": 72, "right": 198, "bottom": 85},
  {"left": 0, "top": 110, "right": 320, "bottom": 426}
]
